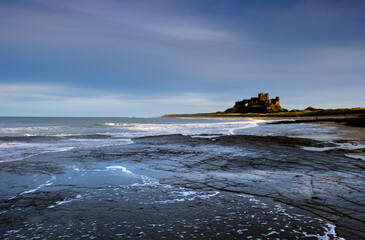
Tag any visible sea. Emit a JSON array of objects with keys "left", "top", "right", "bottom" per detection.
[{"left": 0, "top": 117, "right": 364, "bottom": 239}]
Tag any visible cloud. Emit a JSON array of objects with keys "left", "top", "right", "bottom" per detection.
[
  {"left": 143, "top": 24, "right": 234, "bottom": 42},
  {"left": 0, "top": 83, "right": 231, "bottom": 116},
  {"left": 0, "top": 0, "right": 235, "bottom": 46},
  {"left": 0, "top": 1, "right": 364, "bottom": 116},
  {"left": 1, "top": 81, "right": 363, "bottom": 116},
  {"left": 0, "top": 83, "right": 69, "bottom": 101}
]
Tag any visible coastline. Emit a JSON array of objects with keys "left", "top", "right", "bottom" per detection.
[
  {"left": 162, "top": 113, "right": 365, "bottom": 159},
  {"left": 162, "top": 107, "right": 365, "bottom": 119},
  {"left": 321, "top": 121, "right": 365, "bottom": 143},
  {"left": 320, "top": 121, "right": 365, "bottom": 160},
  {"left": 1, "top": 117, "right": 365, "bottom": 239},
  {"left": 270, "top": 116, "right": 365, "bottom": 157},
  {"left": 162, "top": 113, "right": 365, "bottom": 141},
  {"left": 266, "top": 116, "right": 365, "bottom": 159}
]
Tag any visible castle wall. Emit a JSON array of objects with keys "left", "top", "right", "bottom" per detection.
[
  {"left": 276, "top": 96, "right": 280, "bottom": 105},
  {"left": 236, "top": 93, "right": 280, "bottom": 107}
]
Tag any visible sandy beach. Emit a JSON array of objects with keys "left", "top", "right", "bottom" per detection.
[{"left": 325, "top": 122, "right": 365, "bottom": 144}]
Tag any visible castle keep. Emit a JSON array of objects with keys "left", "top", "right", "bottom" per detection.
[
  {"left": 235, "top": 93, "right": 280, "bottom": 107},
  {"left": 225, "top": 93, "right": 283, "bottom": 113}
]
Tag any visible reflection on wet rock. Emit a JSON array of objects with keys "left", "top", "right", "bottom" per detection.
[{"left": 1, "top": 133, "right": 364, "bottom": 239}]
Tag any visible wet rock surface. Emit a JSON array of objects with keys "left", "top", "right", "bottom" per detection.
[
  {"left": 269, "top": 117, "right": 365, "bottom": 128},
  {"left": 1, "top": 134, "right": 364, "bottom": 239}
]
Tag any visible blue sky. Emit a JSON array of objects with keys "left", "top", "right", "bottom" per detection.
[{"left": 1, "top": 0, "right": 364, "bottom": 116}]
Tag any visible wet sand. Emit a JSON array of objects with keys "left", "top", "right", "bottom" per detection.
[
  {"left": 310, "top": 120, "right": 365, "bottom": 160},
  {"left": 272, "top": 116, "right": 365, "bottom": 158},
  {"left": 323, "top": 122, "right": 365, "bottom": 145}
]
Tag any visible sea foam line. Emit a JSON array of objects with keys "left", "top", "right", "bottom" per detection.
[
  {"left": 48, "top": 194, "right": 83, "bottom": 209},
  {"left": 106, "top": 166, "right": 134, "bottom": 175},
  {"left": 20, "top": 175, "right": 56, "bottom": 195},
  {"left": 104, "top": 119, "right": 267, "bottom": 137},
  {"left": 0, "top": 147, "right": 75, "bottom": 163},
  {"left": 154, "top": 190, "right": 220, "bottom": 204},
  {"left": 106, "top": 165, "right": 159, "bottom": 187},
  {"left": 303, "top": 223, "right": 345, "bottom": 240},
  {"left": 0, "top": 138, "right": 133, "bottom": 164}
]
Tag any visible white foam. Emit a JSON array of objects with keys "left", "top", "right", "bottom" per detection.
[
  {"left": 0, "top": 142, "right": 17, "bottom": 145},
  {"left": 0, "top": 138, "right": 133, "bottom": 163},
  {"left": 100, "top": 123, "right": 132, "bottom": 126},
  {"left": 303, "top": 223, "right": 345, "bottom": 240},
  {"left": 105, "top": 119, "right": 266, "bottom": 138},
  {"left": 72, "top": 166, "right": 81, "bottom": 171},
  {"left": 106, "top": 166, "right": 134, "bottom": 175},
  {"left": 303, "top": 142, "right": 364, "bottom": 152},
  {"left": 48, "top": 194, "right": 82, "bottom": 208},
  {"left": 105, "top": 165, "right": 159, "bottom": 187},
  {"left": 262, "top": 231, "right": 280, "bottom": 236},
  {"left": 345, "top": 154, "right": 365, "bottom": 160},
  {"left": 190, "top": 134, "right": 222, "bottom": 139},
  {"left": 1, "top": 118, "right": 266, "bottom": 165},
  {"left": 20, "top": 176, "right": 56, "bottom": 195},
  {"left": 155, "top": 190, "right": 220, "bottom": 204},
  {"left": 237, "top": 229, "right": 248, "bottom": 234},
  {"left": 0, "top": 145, "right": 75, "bottom": 163},
  {"left": 0, "top": 126, "right": 63, "bottom": 136}
]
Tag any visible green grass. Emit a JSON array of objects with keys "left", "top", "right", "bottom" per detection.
[{"left": 162, "top": 107, "right": 365, "bottom": 118}]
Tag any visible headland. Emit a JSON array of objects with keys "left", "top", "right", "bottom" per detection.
[{"left": 162, "top": 92, "right": 365, "bottom": 126}]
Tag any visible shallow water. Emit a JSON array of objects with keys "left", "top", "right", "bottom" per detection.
[{"left": 0, "top": 117, "right": 364, "bottom": 239}]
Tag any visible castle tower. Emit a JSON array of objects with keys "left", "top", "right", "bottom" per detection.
[
  {"left": 258, "top": 93, "right": 263, "bottom": 101},
  {"left": 275, "top": 96, "right": 280, "bottom": 105},
  {"left": 258, "top": 92, "right": 269, "bottom": 101}
]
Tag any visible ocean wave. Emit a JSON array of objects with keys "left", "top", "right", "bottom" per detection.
[
  {"left": 106, "top": 119, "right": 267, "bottom": 137},
  {"left": 99, "top": 123, "right": 133, "bottom": 126},
  {"left": 0, "top": 138, "right": 133, "bottom": 163},
  {"left": 0, "top": 134, "right": 112, "bottom": 142},
  {"left": 0, "top": 126, "right": 65, "bottom": 136},
  {"left": 0, "top": 124, "right": 99, "bottom": 137},
  {"left": 0, "top": 118, "right": 268, "bottom": 164}
]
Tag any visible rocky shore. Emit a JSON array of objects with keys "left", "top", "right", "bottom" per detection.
[
  {"left": 131, "top": 134, "right": 365, "bottom": 239},
  {"left": 269, "top": 116, "right": 365, "bottom": 128},
  {"left": 1, "top": 118, "right": 364, "bottom": 239},
  {"left": 1, "top": 132, "right": 364, "bottom": 239}
]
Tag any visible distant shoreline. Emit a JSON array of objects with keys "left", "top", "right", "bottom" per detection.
[
  {"left": 162, "top": 109, "right": 365, "bottom": 159},
  {"left": 162, "top": 107, "right": 365, "bottom": 120}
]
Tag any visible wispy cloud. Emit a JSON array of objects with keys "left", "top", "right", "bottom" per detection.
[
  {"left": 143, "top": 24, "right": 234, "bottom": 42},
  {"left": 0, "top": 83, "right": 69, "bottom": 101},
  {"left": 0, "top": 1, "right": 364, "bottom": 116},
  {"left": 0, "top": 0, "right": 235, "bottom": 45},
  {"left": 0, "top": 83, "right": 232, "bottom": 116}
]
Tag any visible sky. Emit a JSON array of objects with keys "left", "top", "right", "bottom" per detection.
[{"left": 1, "top": 0, "right": 364, "bottom": 116}]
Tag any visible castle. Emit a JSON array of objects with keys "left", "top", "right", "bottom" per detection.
[
  {"left": 225, "top": 93, "right": 283, "bottom": 113},
  {"left": 235, "top": 93, "right": 280, "bottom": 107}
]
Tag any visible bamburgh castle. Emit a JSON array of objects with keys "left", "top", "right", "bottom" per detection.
[
  {"left": 235, "top": 92, "right": 280, "bottom": 107},
  {"left": 225, "top": 93, "right": 284, "bottom": 113}
]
